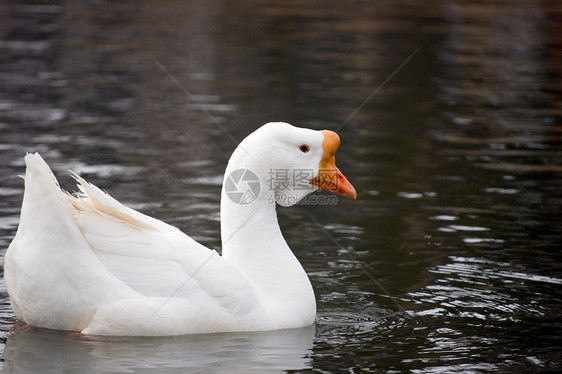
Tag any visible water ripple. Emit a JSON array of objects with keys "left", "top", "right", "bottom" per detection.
[{"left": 407, "top": 256, "right": 556, "bottom": 320}]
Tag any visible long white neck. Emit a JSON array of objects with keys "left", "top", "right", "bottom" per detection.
[
  {"left": 219, "top": 149, "right": 315, "bottom": 316},
  {"left": 220, "top": 187, "right": 313, "bottom": 302}
]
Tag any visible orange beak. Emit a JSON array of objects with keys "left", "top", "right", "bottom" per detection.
[{"left": 309, "top": 130, "right": 357, "bottom": 199}]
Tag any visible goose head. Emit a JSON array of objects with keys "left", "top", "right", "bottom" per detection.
[{"left": 223, "top": 122, "right": 356, "bottom": 208}]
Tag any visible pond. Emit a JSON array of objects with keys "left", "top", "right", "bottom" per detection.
[{"left": 0, "top": 0, "right": 561, "bottom": 372}]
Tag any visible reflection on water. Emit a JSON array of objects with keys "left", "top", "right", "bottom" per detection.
[
  {"left": 1, "top": 0, "right": 561, "bottom": 372},
  {"left": 3, "top": 324, "right": 314, "bottom": 373}
]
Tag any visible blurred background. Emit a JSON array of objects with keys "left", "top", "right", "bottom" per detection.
[{"left": 0, "top": 0, "right": 560, "bottom": 372}]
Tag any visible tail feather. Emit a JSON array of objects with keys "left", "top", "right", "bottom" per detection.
[
  {"left": 5, "top": 153, "right": 140, "bottom": 331},
  {"left": 19, "top": 153, "right": 75, "bottom": 228}
]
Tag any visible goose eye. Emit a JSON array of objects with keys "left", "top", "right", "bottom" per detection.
[{"left": 299, "top": 144, "right": 310, "bottom": 153}]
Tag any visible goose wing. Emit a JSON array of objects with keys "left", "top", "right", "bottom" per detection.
[{"left": 69, "top": 172, "right": 258, "bottom": 315}]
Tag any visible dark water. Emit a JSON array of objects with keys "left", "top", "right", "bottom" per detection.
[{"left": 1, "top": 0, "right": 561, "bottom": 372}]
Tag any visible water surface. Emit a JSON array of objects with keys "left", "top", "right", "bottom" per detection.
[{"left": 0, "top": 0, "right": 561, "bottom": 372}]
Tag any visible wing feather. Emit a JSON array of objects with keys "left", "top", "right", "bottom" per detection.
[{"left": 68, "top": 175, "right": 257, "bottom": 314}]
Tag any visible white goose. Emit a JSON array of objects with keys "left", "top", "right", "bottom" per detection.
[{"left": 4, "top": 122, "right": 356, "bottom": 336}]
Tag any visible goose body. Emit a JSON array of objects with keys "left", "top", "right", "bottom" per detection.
[{"left": 4, "top": 122, "right": 356, "bottom": 336}]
